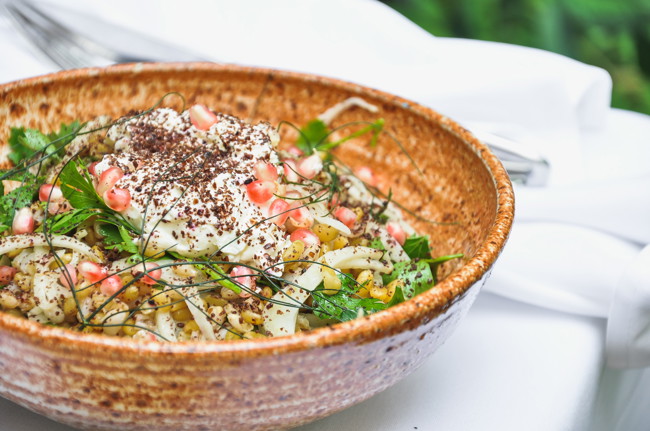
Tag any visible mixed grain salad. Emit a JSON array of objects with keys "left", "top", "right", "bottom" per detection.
[{"left": 0, "top": 97, "right": 461, "bottom": 341}]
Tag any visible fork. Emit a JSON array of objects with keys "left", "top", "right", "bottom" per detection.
[{"left": 2, "top": 0, "right": 206, "bottom": 69}]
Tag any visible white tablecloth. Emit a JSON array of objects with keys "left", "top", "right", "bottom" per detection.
[{"left": 1, "top": 1, "right": 650, "bottom": 430}]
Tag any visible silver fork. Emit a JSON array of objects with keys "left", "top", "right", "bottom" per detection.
[{"left": 3, "top": 0, "right": 206, "bottom": 69}]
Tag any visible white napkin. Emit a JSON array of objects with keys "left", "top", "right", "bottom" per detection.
[{"left": 2, "top": 0, "right": 649, "bottom": 368}]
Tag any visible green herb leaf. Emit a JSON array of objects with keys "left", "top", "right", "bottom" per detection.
[
  {"left": 383, "top": 253, "right": 464, "bottom": 306},
  {"left": 8, "top": 127, "right": 47, "bottom": 165},
  {"left": 369, "top": 237, "right": 385, "bottom": 251},
  {"left": 7, "top": 121, "right": 81, "bottom": 166},
  {"left": 383, "top": 260, "right": 434, "bottom": 301},
  {"left": 295, "top": 119, "right": 329, "bottom": 155},
  {"left": 312, "top": 273, "right": 387, "bottom": 322},
  {"left": 41, "top": 208, "right": 98, "bottom": 235},
  {"left": 99, "top": 223, "right": 139, "bottom": 254},
  {"left": 59, "top": 160, "right": 109, "bottom": 210},
  {"left": 402, "top": 235, "right": 431, "bottom": 260},
  {"left": 422, "top": 253, "right": 464, "bottom": 284},
  {"left": 0, "top": 171, "right": 42, "bottom": 232}
]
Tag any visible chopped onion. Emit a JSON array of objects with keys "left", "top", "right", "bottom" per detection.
[{"left": 0, "top": 234, "right": 101, "bottom": 262}]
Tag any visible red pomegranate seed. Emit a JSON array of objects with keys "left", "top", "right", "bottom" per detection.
[
  {"left": 38, "top": 184, "right": 63, "bottom": 202},
  {"left": 88, "top": 161, "right": 99, "bottom": 177},
  {"left": 0, "top": 266, "right": 16, "bottom": 286},
  {"left": 59, "top": 264, "right": 78, "bottom": 289},
  {"left": 103, "top": 188, "right": 132, "bottom": 212},
  {"left": 334, "top": 207, "right": 357, "bottom": 229},
  {"left": 189, "top": 104, "right": 218, "bottom": 130},
  {"left": 97, "top": 166, "right": 124, "bottom": 196},
  {"left": 268, "top": 199, "right": 290, "bottom": 226},
  {"left": 254, "top": 162, "right": 279, "bottom": 182},
  {"left": 286, "top": 146, "right": 304, "bottom": 158},
  {"left": 78, "top": 261, "right": 106, "bottom": 284},
  {"left": 297, "top": 154, "right": 323, "bottom": 180},
  {"left": 386, "top": 221, "right": 406, "bottom": 245},
  {"left": 132, "top": 262, "right": 162, "bottom": 285},
  {"left": 246, "top": 180, "right": 277, "bottom": 204},
  {"left": 12, "top": 207, "right": 34, "bottom": 235},
  {"left": 290, "top": 229, "right": 321, "bottom": 248},
  {"left": 355, "top": 166, "right": 378, "bottom": 187},
  {"left": 229, "top": 266, "right": 256, "bottom": 296},
  {"left": 286, "top": 202, "right": 314, "bottom": 230},
  {"left": 100, "top": 275, "right": 123, "bottom": 297},
  {"left": 283, "top": 160, "right": 299, "bottom": 183}
]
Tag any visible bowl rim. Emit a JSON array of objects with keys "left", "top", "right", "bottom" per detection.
[{"left": 0, "top": 62, "right": 514, "bottom": 357}]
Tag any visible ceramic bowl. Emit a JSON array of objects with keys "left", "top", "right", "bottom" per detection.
[{"left": 0, "top": 63, "right": 514, "bottom": 431}]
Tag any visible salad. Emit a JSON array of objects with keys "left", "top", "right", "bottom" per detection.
[{"left": 0, "top": 97, "right": 461, "bottom": 341}]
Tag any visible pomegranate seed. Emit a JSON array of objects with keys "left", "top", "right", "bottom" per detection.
[
  {"left": 334, "top": 207, "right": 357, "bottom": 229},
  {"left": 100, "top": 275, "right": 123, "bottom": 297},
  {"left": 38, "top": 184, "right": 63, "bottom": 202},
  {"left": 88, "top": 161, "right": 99, "bottom": 177},
  {"left": 0, "top": 266, "right": 16, "bottom": 286},
  {"left": 97, "top": 166, "right": 124, "bottom": 196},
  {"left": 78, "top": 261, "right": 106, "bottom": 284},
  {"left": 58, "top": 264, "right": 78, "bottom": 289},
  {"left": 386, "top": 221, "right": 406, "bottom": 245},
  {"left": 229, "top": 266, "right": 256, "bottom": 296},
  {"left": 283, "top": 160, "right": 299, "bottom": 183},
  {"left": 268, "top": 199, "right": 290, "bottom": 226},
  {"left": 355, "top": 166, "right": 379, "bottom": 187},
  {"left": 297, "top": 154, "right": 323, "bottom": 180},
  {"left": 12, "top": 207, "right": 34, "bottom": 234},
  {"left": 189, "top": 104, "right": 218, "bottom": 130},
  {"left": 286, "top": 202, "right": 314, "bottom": 231},
  {"left": 103, "top": 188, "right": 131, "bottom": 211},
  {"left": 246, "top": 180, "right": 277, "bottom": 204},
  {"left": 290, "top": 228, "right": 321, "bottom": 247},
  {"left": 254, "top": 162, "right": 279, "bottom": 181},
  {"left": 286, "top": 146, "right": 304, "bottom": 158},
  {"left": 132, "top": 262, "right": 162, "bottom": 285}
]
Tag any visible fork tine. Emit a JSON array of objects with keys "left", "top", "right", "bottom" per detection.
[
  {"left": 4, "top": 2, "right": 74, "bottom": 69},
  {"left": 4, "top": 0, "right": 116, "bottom": 69},
  {"left": 20, "top": 1, "right": 116, "bottom": 61}
]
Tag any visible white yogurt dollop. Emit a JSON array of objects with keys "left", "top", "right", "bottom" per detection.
[{"left": 95, "top": 108, "right": 288, "bottom": 274}]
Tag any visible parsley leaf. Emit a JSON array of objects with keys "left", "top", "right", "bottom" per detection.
[
  {"left": 99, "top": 224, "right": 139, "bottom": 254},
  {"left": 295, "top": 119, "right": 330, "bottom": 155},
  {"left": 369, "top": 237, "right": 385, "bottom": 251},
  {"left": 7, "top": 121, "right": 82, "bottom": 166},
  {"left": 383, "top": 253, "right": 464, "bottom": 306},
  {"left": 402, "top": 235, "right": 431, "bottom": 259},
  {"left": 0, "top": 171, "right": 42, "bottom": 232},
  {"left": 58, "top": 160, "right": 109, "bottom": 210},
  {"left": 8, "top": 127, "right": 48, "bottom": 164},
  {"left": 383, "top": 260, "right": 434, "bottom": 303},
  {"left": 312, "top": 273, "right": 387, "bottom": 322},
  {"left": 40, "top": 208, "right": 98, "bottom": 235},
  {"left": 422, "top": 254, "right": 464, "bottom": 285}
]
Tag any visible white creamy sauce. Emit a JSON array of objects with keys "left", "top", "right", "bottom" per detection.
[{"left": 94, "top": 108, "right": 289, "bottom": 275}]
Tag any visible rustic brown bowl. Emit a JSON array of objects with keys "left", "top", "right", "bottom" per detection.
[{"left": 0, "top": 63, "right": 514, "bottom": 431}]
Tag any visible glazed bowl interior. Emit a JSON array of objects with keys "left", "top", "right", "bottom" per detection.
[{"left": 0, "top": 63, "right": 514, "bottom": 431}]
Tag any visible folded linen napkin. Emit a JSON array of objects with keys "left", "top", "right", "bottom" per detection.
[{"left": 2, "top": 0, "right": 649, "bottom": 369}]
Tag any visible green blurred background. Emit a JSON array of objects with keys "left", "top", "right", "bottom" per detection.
[{"left": 380, "top": 0, "right": 650, "bottom": 115}]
